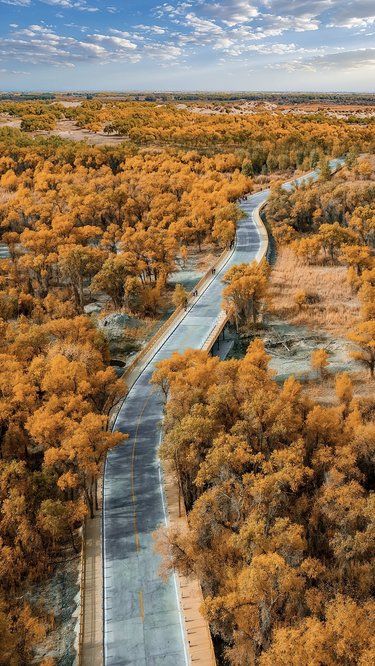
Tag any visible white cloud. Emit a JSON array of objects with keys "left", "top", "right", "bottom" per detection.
[
  {"left": 201, "top": 1, "right": 259, "bottom": 26},
  {"left": 0, "top": 0, "right": 100, "bottom": 9},
  {"left": 184, "top": 13, "right": 223, "bottom": 34},
  {"left": 144, "top": 42, "right": 183, "bottom": 61},
  {"left": 0, "top": 24, "right": 140, "bottom": 66},
  {"left": 0, "top": 67, "right": 30, "bottom": 73},
  {"left": 1, "top": 0, "right": 31, "bottom": 5},
  {"left": 135, "top": 24, "right": 166, "bottom": 34},
  {"left": 0, "top": 22, "right": 184, "bottom": 69},
  {"left": 329, "top": 16, "right": 375, "bottom": 30},
  {"left": 267, "top": 47, "right": 375, "bottom": 72},
  {"left": 1, "top": 0, "right": 375, "bottom": 88},
  {"left": 90, "top": 34, "right": 137, "bottom": 50},
  {"left": 265, "top": 0, "right": 375, "bottom": 31}
]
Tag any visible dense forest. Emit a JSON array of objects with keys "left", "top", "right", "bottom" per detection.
[
  {"left": 1, "top": 99, "right": 374, "bottom": 161},
  {"left": 0, "top": 102, "right": 374, "bottom": 663}
]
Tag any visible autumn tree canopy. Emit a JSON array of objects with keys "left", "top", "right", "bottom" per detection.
[{"left": 154, "top": 342, "right": 375, "bottom": 664}]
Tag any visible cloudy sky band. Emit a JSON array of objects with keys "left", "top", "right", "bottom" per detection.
[{"left": 0, "top": 0, "right": 374, "bottom": 90}]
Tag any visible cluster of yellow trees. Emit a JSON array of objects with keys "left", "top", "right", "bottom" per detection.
[
  {"left": 0, "top": 129, "right": 248, "bottom": 321},
  {"left": 222, "top": 261, "right": 270, "bottom": 331},
  {"left": 267, "top": 156, "right": 375, "bottom": 377},
  {"left": 0, "top": 101, "right": 62, "bottom": 132},
  {"left": 0, "top": 313, "right": 126, "bottom": 660},
  {"left": 153, "top": 342, "right": 374, "bottom": 664}
]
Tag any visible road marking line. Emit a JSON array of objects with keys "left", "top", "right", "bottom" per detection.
[
  {"left": 131, "top": 395, "right": 152, "bottom": 552},
  {"left": 138, "top": 591, "right": 145, "bottom": 622},
  {"left": 158, "top": 434, "right": 189, "bottom": 666}
]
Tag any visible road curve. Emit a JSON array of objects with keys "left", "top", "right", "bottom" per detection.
[{"left": 102, "top": 161, "right": 343, "bottom": 665}]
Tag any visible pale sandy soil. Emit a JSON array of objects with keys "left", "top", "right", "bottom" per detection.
[
  {"left": 181, "top": 101, "right": 375, "bottom": 118},
  {"left": 51, "top": 119, "right": 128, "bottom": 145},
  {"left": 186, "top": 101, "right": 277, "bottom": 115},
  {"left": 53, "top": 101, "right": 82, "bottom": 107},
  {"left": 0, "top": 113, "right": 21, "bottom": 128}
]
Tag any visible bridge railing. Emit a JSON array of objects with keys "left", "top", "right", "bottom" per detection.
[{"left": 78, "top": 522, "right": 86, "bottom": 666}]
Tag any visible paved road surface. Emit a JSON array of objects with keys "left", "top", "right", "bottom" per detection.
[
  {"left": 102, "top": 161, "right": 343, "bottom": 665},
  {"left": 0, "top": 244, "right": 10, "bottom": 260}
]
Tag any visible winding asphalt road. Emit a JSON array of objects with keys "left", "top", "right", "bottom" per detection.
[{"left": 102, "top": 160, "right": 343, "bottom": 665}]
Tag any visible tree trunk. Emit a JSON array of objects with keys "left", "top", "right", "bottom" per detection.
[
  {"left": 85, "top": 482, "right": 95, "bottom": 519},
  {"left": 94, "top": 478, "right": 99, "bottom": 511},
  {"left": 69, "top": 527, "right": 79, "bottom": 554}
]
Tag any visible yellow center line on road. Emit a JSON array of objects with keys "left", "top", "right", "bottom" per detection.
[{"left": 138, "top": 590, "right": 145, "bottom": 622}]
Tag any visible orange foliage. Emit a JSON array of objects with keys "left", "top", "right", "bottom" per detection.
[{"left": 155, "top": 342, "right": 374, "bottom": 662}]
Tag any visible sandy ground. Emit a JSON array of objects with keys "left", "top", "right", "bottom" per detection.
[
  {"left": 0, "top": 115, "right": 127, "bottom": 145},
  {"left": 228, "top": 318, "right": 361, "bottom": 379},
  {"left": 0, "top": 113, "right": 21, "bottom": 128},
  {"left": 51, "top": 120, "right": 128, "bottom": 145},
  {"left": 264, "top": 318, "right": 360, "bottom": 381},
  {"left": 169, "top": 244, "right": 220, "bottom": 289},
  {"left": 226, "top": 315, "right": 375, "bottom": 407},
  {"left": 53, "top": 101, "right": 82, "bottom": 108},
  {"left": 178, "top": 101, "right": 375, "bottom": 118}
]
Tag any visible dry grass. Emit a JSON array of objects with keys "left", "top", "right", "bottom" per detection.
[
  {"left": 269, "top": 247, "right": 361, "bottom": 336},
  {"left": 303, "top": 370, "right": 375, "bottom": 406}
]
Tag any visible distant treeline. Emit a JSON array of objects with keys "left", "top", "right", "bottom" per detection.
[
  {"left": 0, "top": 93, "right": 57, "bottom": 101},
  {"left": 1, "top": 91, "right": 374, "bottom": 105}
]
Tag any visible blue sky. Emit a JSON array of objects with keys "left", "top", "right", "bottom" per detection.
[{"left": 0, "top": 1, "right": 374, "bottom": 91}]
